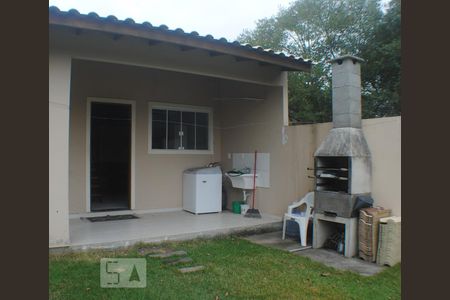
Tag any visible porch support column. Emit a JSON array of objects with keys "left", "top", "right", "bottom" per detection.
[
  {"left": 271, "top": 71, "right": 289, "bottom": 127},
  {"left": 277, "top": 71, "right": 290, "bottom": 145},
  {"left": 280, "top": 71, "right": 289, "bottom": 127},
  {"left": 49, "top": 51, "right": 71, "bottom": 247}
]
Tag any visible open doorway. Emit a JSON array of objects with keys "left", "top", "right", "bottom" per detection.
[{"left": 89, "top": 101, "right": 132, "bottom": 212}]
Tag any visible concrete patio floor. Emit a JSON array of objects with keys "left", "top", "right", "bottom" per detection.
[
  {"left": 67, "top": 210, "right": 282, "bottom": 250},
  {"left": 244, "top": 231, "right": 386, "bottom": 276}
]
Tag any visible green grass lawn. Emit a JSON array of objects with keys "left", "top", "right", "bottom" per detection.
[{"left": 49, "top": 237, "right": 400, "bottom": 299}]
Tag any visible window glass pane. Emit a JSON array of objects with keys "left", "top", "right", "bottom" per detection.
[
  {"left": 167, "top": 110, "right": 181, "bottom": 149},
  {"left": 196, "top": 112, "right": 209, "bottom": 150},
  {"left": 151, "top": 109, "right": 167, "bottom": 149},
  {"left": 182, "top": 111, "right": 195, "bottom": 150}
]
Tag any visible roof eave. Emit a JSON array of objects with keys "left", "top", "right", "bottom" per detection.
[{"left": 49, "top": 11, "right": 312, "bottom": 73}]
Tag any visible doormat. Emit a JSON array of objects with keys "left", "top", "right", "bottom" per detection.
[{"left": 86, "top": 214, "right": 139, "bottom": 222}]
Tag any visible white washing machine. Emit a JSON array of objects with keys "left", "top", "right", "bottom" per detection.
[{"left": 183, "top": 166, "right": 222, "bottom": 214}]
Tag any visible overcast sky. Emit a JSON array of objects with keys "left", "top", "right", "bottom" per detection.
[{"left": 49, "top": 0, "right": 295, "bottom": 41}]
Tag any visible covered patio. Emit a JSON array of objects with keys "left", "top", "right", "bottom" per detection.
[
  {"left": 49, "top": 7, "right": 311, "bottom": 248},
  {"left": 69, "top": 211, "right": 281, "bottom": 250}
]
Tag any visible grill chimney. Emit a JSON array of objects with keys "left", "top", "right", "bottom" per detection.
[{"left": 329, "top": 55, "right": 364, "bottom": 128}]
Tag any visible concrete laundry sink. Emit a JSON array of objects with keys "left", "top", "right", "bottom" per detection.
[{"left": 225, "top": 172, "right": 258, "bottom": 189}]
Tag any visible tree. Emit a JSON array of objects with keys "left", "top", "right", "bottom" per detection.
[
  {"left": 360, "top": 0, "right": 401, "bottom": 118},
  {"left": 238, "top": 0, "right": 400, "bottom": 123}
]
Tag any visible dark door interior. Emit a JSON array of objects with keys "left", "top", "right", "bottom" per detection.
[{"left": 90, "top": 102, "right": 131, "bottom": 212}]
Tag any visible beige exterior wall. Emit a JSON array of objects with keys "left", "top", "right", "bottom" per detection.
[
  {"left": 49, "top": 50, "right": 71, "bottom": 246},
  {"left": 361, "top": 117, "right": 401, "bottom": 215},
  {"left": 218, "top": 83, "right": 320, "bottom": 217},
  {"left": 218, "top": 81, "right": 291, "bottom": 214},
  {"left": 69, "top": 60, "right": 222, "bottom": 213}
]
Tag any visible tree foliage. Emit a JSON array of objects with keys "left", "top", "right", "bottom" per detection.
[
  {"left": 238, "top": 0, "right": 400, "bottom": 123},
  {"left": 360, "top": 0, "right": 401, "bottom": 118}
]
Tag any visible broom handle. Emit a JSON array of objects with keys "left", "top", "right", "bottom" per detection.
[{"left": 252, "top": 150, "right": 257, "bottom": 209}]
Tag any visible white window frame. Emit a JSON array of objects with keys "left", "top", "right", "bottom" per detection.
[{"left": 148, "top": 102, "right": 214, "bottom": 154}]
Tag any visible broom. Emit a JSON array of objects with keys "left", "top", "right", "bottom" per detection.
[{"left": 245, "top": 150, "right": 261, "bottom": 218}]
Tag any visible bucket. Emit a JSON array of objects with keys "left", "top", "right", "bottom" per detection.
[
  {"left": 240, "top": 204, "right": 249, "bottom": 215},
  {"left": 232, "top": 201, "right": 242, "bottom": 214}
]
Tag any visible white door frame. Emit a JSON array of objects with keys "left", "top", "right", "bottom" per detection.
[{"left": 86, "top": 97, "right": 136, "bottom": 212}]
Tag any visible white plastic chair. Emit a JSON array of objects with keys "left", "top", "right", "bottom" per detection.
[{"left": 282, "top": 192, "right": 314, "bottom": 247}]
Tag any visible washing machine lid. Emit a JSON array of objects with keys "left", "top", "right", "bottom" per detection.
[{"left": 184, "top": 166, "right": 222, "bottom": 174}]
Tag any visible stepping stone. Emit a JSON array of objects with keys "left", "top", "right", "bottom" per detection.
[
  {"left": 137, "top": 246, "right": 170, "bottom": 256},
  {"left": 163, "top": 257, "right": 193, "bottom": 265},
  {"left": 148, "top": 250, "right": 187, "bottom": 258},
  {"left": 177, "top": 266, "right": 205, "bottom": 273}
]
